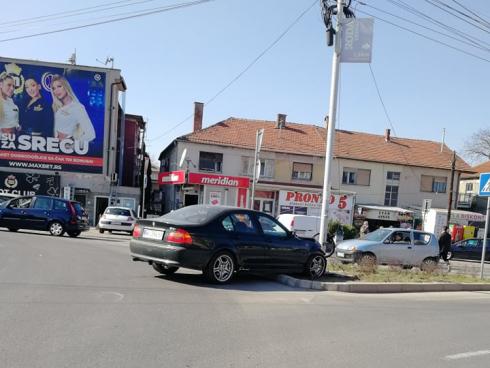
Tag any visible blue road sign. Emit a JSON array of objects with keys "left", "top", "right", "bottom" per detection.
[{"left": 479, "top": 173, "right": 490, "bottom": 196}]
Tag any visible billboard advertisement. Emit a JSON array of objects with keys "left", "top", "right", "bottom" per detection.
[
  {"left": 0, "top": 172, "right": 60, "bottom": 196},
  {"left": 0, "top": 59, "right": 107, "bottom": 173}
]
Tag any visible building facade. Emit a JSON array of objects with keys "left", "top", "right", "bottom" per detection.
[{"left": 158, "top": 107, "right": 472, "bottom": 229}]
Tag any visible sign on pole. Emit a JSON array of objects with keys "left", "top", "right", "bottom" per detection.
[
  {"left": 479, "top": 173, "right": 490, "bottom": 196},
  {"left": 479, "top": 173, "right": 490, "bottom": 279},
  {"left": 340, "top": 18, "right": 374, "bottom": 63}
]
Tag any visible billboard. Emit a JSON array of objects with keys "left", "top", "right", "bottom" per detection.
[
  {"left": 0, "top": 171, "right": 60, "bottom": 196},
  {"left": 0, "top": 59, "right": 107, "bottom": 173}
]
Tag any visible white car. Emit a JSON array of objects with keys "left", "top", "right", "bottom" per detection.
[
  {"left": 277, "top": 214, "right": 320, "bottom": 240},
  {"left": 98, "top": 207, "right": 137, "bottom": 234}
]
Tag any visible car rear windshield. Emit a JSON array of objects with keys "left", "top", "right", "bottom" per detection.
[
  {"left": 106, "top": 208, "right": 131, "bottom": 216},
  {"left": 160, "top": 205, "right": 223, "bottom": 225}
]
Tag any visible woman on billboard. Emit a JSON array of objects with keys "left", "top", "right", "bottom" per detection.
[
  {"left": 21, "top": 76, "right": 54, "bottom": 137},
  {"left": 51, "top": 74, "right": 95, "bottom": 142},
  {"left": 0, "top": 73, "right": 20, "bottom": 134}
]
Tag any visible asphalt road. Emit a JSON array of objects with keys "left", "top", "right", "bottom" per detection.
[{"left": 1, "top": 229, "right": 490, "bottom": 368}]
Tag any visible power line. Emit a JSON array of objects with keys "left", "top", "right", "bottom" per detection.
[
  {"left": 0, "top": 0, "right": 136, "bottom": 27},
  {"left": 450, "top": 0, "right": 490, "bottom": 28},
  {"left": 0, "top": 0, "right": 164, "bottom": 31},
  {"left": 359, "top": 2, "right": 490, "bottom": 52},
  {"left": 0, "top": 0, "right": 215, "bottom": 43},
  {"left": 356, "top": 8, "right": 490, "bottom": 63},
  {"left": 148, "top": 0, "right": 318, "bottom": 143},
  {"left": 424, "top": 0, "right": 490, "bottom": 33},
  {"left": 385, "top": 0, "right": 490, "bottom": 48}
]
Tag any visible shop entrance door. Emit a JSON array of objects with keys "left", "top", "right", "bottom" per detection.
[
  {"left": 95, "top": 197, "right": 109, "bottom": 225},
  {"left": 184, "top": 194, "right": 198, "bottom": 207}
]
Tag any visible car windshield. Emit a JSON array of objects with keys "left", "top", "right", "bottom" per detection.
[
  {"left": 365, "top": 228, "right": 393, "bottom": 242},
  {"left": 160, "top": 205, "right": 224, "bottom": 225},
  {"left": 106, "top": 208, "right": 131, "bottom": 216}
]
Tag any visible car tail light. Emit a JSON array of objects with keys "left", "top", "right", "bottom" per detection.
[
  {"left": 127, "top": 217, "right": 134, "bottom": 221},
  {"left": 68, "top": 202, "right": 77, "bottom": 224},
  {"left": 166, "top": 228, "right": 192, "bottom": 245},
  {"left": 290, "top": 219, "right": 294, "bottom": 228},
  {"left": 133, "top": 224, "right": 142, "bottom": 238}
]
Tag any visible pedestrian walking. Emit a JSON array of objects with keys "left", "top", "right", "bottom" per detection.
[
  {"left": 359, "top": 221, "right": 369, "bottom": 239},
  {"left": 438, "top": 226, "right": 452, "bottom": 271}
]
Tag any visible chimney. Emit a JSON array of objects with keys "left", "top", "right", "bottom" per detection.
[
  {"left": 193, "top": 102, "right": 204, "bottom": 132},
  {"left": 276, "top": 113, "right": 287, "bottom": 129},
  {"left": 385, "top": 128, "right": 391, "bottom": 142}
]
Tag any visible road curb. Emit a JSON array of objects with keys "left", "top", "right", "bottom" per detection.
[{"left": 275, "top": 274, "right": 490, "bottom": 293}]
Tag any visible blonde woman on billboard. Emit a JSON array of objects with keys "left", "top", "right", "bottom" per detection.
[
  {"left": 51, "top": 74, "right": 95, "bottom": 142},
  {"left": 0, "top": 73, "right": 20, "bottom": 134}
]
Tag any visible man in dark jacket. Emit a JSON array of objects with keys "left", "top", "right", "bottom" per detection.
[{"left": 438, "top": 226, "right": 452, "bottom": 269}]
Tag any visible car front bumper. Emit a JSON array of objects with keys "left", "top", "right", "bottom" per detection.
[{"left": 335, "top": 250, "right": 359, "bottom": 263}]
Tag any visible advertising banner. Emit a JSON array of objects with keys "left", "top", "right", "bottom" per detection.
[
  {"left": 209, "top": 191, "right": 222, "bottom": 206},
  {"left": 158, "top": 170, "right": 185, "bottom": 185},
  {"left": 278, "top": 190, "right": 354, "bottom": 225},
  {"left": 340, "top": 18, "right": 374, "bottom": 63},
  {"left": 0, "top": 59, "right": 107, "bottom": 173},
  {"left": 188, "top": 173, "right": 250, "bottom": 188},
  {"left": 0, "top": 172, "right": 60, "bottom": 196}
]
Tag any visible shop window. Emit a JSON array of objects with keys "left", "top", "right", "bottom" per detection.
[
  {"left": 420, "top": 175, "right": 447, "bottom": 193},
  {"left": 241, "top": 157, "right": 274, "bottom": 178},
  {"left": 384, "top": 185, "right": 399, "bottom": 206},
  {"left": 292, "top": 162, "right": 313, "bottom": 181},
  {"left": 342, "top": 167, "right": 370, "bottom": 186},
  {"left": 386, "top": 171, "right": 400, "bottom": 180},
  {"left": 199, "top": 152, "right": 223, "bottom": 173}
]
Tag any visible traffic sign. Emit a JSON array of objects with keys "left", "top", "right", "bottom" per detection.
[{"left": 479, "top": 173, "right": 490, "bottom": 196}]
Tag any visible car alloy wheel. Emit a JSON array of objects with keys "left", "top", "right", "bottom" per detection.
[
  {"left": 211, "top": 253, "right": 235, "bottom": 283},
  {"left": 308, "top": 255, "right": 326, "bottom": 279},
  {"left": 49, "top": 222, "right": 64, "bottom": 236}
]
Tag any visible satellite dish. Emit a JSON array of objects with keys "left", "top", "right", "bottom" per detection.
[{"left": 179, "top": 148, "right": 188, "bottom": 168}]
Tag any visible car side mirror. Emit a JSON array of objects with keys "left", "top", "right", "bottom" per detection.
[{"left": 384, "top": 239, "right": 391, "bottom": 244}]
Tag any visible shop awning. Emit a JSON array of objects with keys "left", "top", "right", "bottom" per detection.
[{"left": 357, "top": 204, "right": 414, "bottom": 214}]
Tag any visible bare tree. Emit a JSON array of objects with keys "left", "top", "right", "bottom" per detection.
[{"left": 464, "top": 128, "right": 490, "bottom": 164}]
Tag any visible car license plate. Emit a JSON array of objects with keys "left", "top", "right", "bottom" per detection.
[
  {"left": 142, "top": 228, "right": 164, "bottom": 240},
  {"left": 337, "top": 252, "right": 345, "bottom": 258}
]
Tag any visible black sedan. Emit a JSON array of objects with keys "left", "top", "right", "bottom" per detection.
[
  {"left": 448, "top": 238, "right": 490, "bottom": 261},
  {"left": 130, "top": 205, "right": 327, "bottom": 283}
]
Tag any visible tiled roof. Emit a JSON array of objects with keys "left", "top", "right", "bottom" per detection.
[
  {"left": 461, "top": 160, "right": 490, "bottom": 178},
  {"left": 177, "top": 117, "right": 472, "bottom": 172}
]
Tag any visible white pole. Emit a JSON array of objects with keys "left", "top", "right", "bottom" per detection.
[
  {"left": 319, "top": 0, "right": 344, "bottom": 247},
  {"left": 480, "top": 197, "right": 490, "bottom": 279}
]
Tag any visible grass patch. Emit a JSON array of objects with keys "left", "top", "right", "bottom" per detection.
[{"left": 326, "top": 262, "right": 490, "bottom": 283}]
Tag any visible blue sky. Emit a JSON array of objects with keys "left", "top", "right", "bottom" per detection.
[{"left": 1, "top": 0, "right": 489, "bottom": 164}]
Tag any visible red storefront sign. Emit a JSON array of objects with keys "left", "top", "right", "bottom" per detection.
[
  {"left": 158, "top": 170, "right": 185, "bottom": 185},
  {"left": 188, "top": 173, "right": 250, "bottom": 188}
]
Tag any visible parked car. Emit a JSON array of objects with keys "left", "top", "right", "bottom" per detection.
[
  {"left": 130, "top": 205, "right": 327, "bottom": 283},
  {"left": 0, "top": 195, "right": 89, "bottom": 237},
  {"left": 277, "top": 213, "right": 320, "bottom": 240},
  {"left": 335, "top": 228, "right": 440, "bottom": 270},
  {"left": 448, "top": 238, "right": 490, "bottom": 261},
  {"left": 0, "top": 192, "right": 18, "bottom": 203},
  {"left": 98, "top": 206, "right": 137, "bottom": 234}
]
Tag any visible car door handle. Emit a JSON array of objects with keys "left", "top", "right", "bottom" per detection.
[
  {"left": 21, "top": 211, "right": 26, "bottom": 214},
  {"left": 407, "top": 246, "right": 412, "bottom": 249}
]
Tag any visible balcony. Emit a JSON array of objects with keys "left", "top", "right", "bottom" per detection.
[{"left": 457, "top": 193, "right": 474, "bottom": 209}]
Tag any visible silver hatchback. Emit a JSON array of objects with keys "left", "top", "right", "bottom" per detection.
[{"left": 335, "top": 228, "right": 440, "bottom": 270}]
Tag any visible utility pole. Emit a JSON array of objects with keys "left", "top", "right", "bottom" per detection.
[
  {"left": 319, "top": 0, "right": 344, "bottom": 247},
  {"left": 446, "top": 150, "right": 456, "bottom": 227},
  {"left": 250, "top": 129, "right": 264, "bottom": 209}
]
